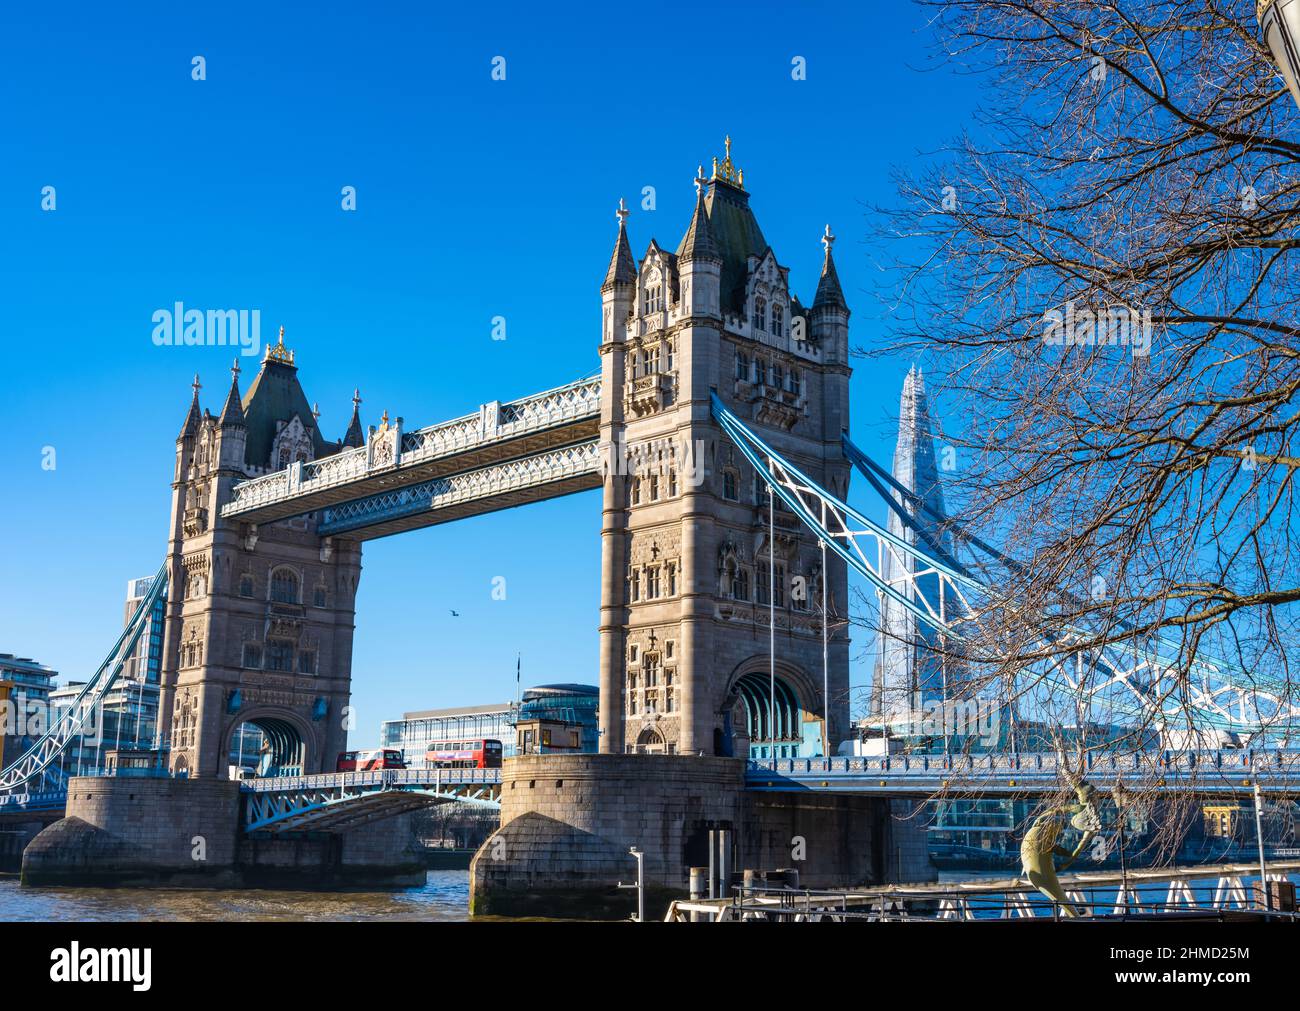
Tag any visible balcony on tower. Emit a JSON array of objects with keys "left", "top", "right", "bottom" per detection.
[
  {"left": 182, "top": 506, "right": 209, "bottom": 537},
  {"left": 748, "top": 380, "right": 805, "bottom": 430},
  {"left": 624, "top": 372, "right": 674, "bottom": 418}
]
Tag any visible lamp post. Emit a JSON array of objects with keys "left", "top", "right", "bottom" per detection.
[{"left": 1260, "top": 0, "right": 1300, "bottom": 110}]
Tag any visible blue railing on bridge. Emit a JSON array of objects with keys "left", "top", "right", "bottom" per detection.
[
  {"left": 748, "top": 748, "right": 1300, "bottom": 779},
  {"left": 242, "top": 767, "right": 502, "bottom": 793}
]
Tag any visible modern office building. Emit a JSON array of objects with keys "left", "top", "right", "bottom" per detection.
[
  {"left": 381, "top": 685, "right": 600, "bottom": 767},
  {"left": 0, "top": 654, "right": 58, "bottom": 770},
  {"left": 381, "top": 701, "right": 517, "bottom": 768},
  {"left": 516, "top": 684, "right": 599, "bottom": 755}
]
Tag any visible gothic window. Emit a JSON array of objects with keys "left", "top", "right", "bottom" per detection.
[
  {"left": 772, "top": 303, "right": 785, "bottom": 338},
  {"left": 629, "top": 693, "right": 639, "bottom": 716},
  {"left": 759, "top": 564, "right": 787, "bottom": 607},
  {"left": 239, "top": 574, "right": 254, "bottom": 598},
  {"left": 753, "top": 296, "right": 767, "bottom": 332},
  {"left": 644, "top": 284, "right": 663, "bottom": 314},
  {"left": 630, "top": 568, "right": 641, "bottom": 602},
  {"left": 733, "top": 567, "right": 750, "bottom": 602},
  {"left": 266, "top": 640, "right": 295, "bottom": 672},
  {"left": 754, "top": 471, "right": 769, "bottom": 504},
  {"left": 666, "top": 688, "right": 675, "bottom": 713},
  {"left": 668, "top": 469, "right": 678, "bottom": 496},
  {"left": 629, "top": 644, "right": 639, "bottom": 663},
  {"left": 632, "top": 477, "right": 642, "bottom": 506},
  {"left": 645, "top": 655, "right": 660, "bottom": 686},
  {"left": 756, "top": 357, "right": 768, "bottom": 385},
  {"left": 735, "top": 350, "right": 750, "bottom": 381},
  {"left": 631, "top": 350, "right": 642, "bottom": 378},
  {"left": 278, "top": 445, "right": 292, "bottom": 470},
  {"left": 789, "top": 369, "right": 802, "bottom": 396},
  {"left": 667, "top": 562, "right": 677, "bottom": 596},
  {"left": 771, "top": 363, "right": 784, "bottom": 391},
  {"left": 664, "top": 339, "right": 675, "bottom": 371},
  {"left": 242, "top": 643, "right": 262, "bottom": 669},
  {"left": 650, "top": 473, "right": 660, "bottom": 501},
  {"left": 646, "top": 567, "right": 661, "bottom": 598},
  {"left": 666, "top": 640, "right": 675, "bottom": 660},
  {"left": 723, "top": 469, "right": 739, "bottom": 501},
  {"left": 297, "top": 650, "right": 316, "bottom": 675},
  {"left": 645, "top": 691, "right": 658, "bottom": 715},
  {"left": 270, "top": 568, "right": 300, "bottom": 604},
  {"left": 776, "top": 565, "right": 786, "bottom": 607},
  {"left": 313, "top": 586, "right": 327, "bottom": 608}
]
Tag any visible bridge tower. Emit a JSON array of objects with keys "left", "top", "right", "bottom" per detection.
[
  {"left": 159, "top": 332, "right": 364, "bottom": 778},
  {"left": 598, "top": 140, "right": 852, "bottom": 758}
]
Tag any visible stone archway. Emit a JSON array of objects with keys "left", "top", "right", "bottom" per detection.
[
  {"left": 722, "top": 661, "right": 818, "bottom": 760},
  {"left": 223, "top": 710, "right": 313, "bottom": 778},
  {"left": 634, "top": 724, "right": 667, "bottom": 755}
]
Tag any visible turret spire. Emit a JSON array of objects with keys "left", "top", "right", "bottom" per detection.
[
  {"left": 813, "top": 223, "right": 847, "bottom": 310},
  {"left": 601, "top": 198, "right": 638, "bottom": 289},
  {"left": 342, "top": 388, "right": 365, "bottom": 448},
  {"left": 218, "top": 359, "right": 245, "bottom": 427},
  {"left": 178, "top": 373, "right": 202, "bottom": 441},
  {"left": 677, "top": 167, "right": 721, "bottom": 263}
]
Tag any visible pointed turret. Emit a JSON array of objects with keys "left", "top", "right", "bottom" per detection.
[
  {"left": 602, "top": 198, "right": 638, "bottom": 290},
  {"left": 343, "top": 389, "right": 365, "bottom": 448},
  {"left": 677, "top": 168, "right": 721, "bottom": 263},
  {"left": 812, "top": 224, "right": 847, "bottom": 310},
  {"left": 178, "top": 375, "right": 202, "bottom": 442},
  {"left": 218, "top": 360, "right": 245, "bottom": 427}
]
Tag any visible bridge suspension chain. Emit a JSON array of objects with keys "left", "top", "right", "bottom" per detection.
[{"left": 711, "top": 394, "right": 1298, "bottom": 742}]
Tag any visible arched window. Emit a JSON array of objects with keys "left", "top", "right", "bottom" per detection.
[
  {"left": 752, "top": 296, "right": 767, "bottom": 332},
  {"left": 270, "top": 568, "right": 299, "bottom": 604},
  {"left": 733, "top": 568, "right": 750, "bottom": 602},
  {"left": 723, "top": 469, "right": 739, "bottom": 501},
  {"left": 772, "top": 303, "right": 784, "bottom": 338}
]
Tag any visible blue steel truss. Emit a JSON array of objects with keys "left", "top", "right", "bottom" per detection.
[
  {"left": 710, "top": 393, "right": 1300, "bottom": 742},
  {"left": 0, "top": 562, "right": 168, "bottom": 795}
]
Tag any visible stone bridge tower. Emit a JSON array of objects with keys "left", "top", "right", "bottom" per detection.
[
  {"left": 159, "top": 332, "right": 365, "bottom": 778},
  {"left": 598, "top": 140, "right": 852, "bottom": 758}
]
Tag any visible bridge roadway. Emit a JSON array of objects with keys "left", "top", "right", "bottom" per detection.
[
  {"left": 220, "top": 377, "right": 601, "bottom": 539},
  {"left": 6, "top": 750, "right": 1297, "bottom": 827},
  {"left": 748, "top": 749, "right": 1300, "bottom": 796}
]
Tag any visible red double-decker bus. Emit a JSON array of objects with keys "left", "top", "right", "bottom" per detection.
[
  {"left": 425, "top": 738, "right": 503, "bottom": 769},
  {"left": 336, "top": 749, "right": 406, "bottom": 772}
]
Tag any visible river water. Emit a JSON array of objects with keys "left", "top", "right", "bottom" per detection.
[{"left": 0, "top": 870, "right": 471, "bottom": 921}]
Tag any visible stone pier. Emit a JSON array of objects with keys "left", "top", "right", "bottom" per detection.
[
  {"left": 21, "top": 776, "right": 423, "bottom": 888},
  {"left": 469, "top": 754, "right": 935, "bottom": 919}
]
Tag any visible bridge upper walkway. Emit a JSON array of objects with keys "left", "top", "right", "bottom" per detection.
[{"left": 221, "top": 377, "right": 601, "bottom": 537}]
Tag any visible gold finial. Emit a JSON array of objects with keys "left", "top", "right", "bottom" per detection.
[
  {"left": 264, "top": 324, "right": 296, "bottom": 365},
  {"left": 380, "top": 409, "right": 390, "bottom": 427},
  {"left": 710, "top": 135, "right": 745, "bottom": 191}
]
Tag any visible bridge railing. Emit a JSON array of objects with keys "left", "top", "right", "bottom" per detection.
[
  {"left": 225, "top": 377, "right": 601, "bottom": 514},
  {"left": 242, "top": 767, "right": 502, "bottom": 793},
  {"left": 748, "top": 749, "right": 1300, "bottom": 780}
]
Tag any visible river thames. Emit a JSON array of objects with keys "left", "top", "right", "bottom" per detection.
[{"left": 0, "top": 869, "right": 471, "bottom": 921}]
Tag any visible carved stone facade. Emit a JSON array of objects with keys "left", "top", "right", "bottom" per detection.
[
  {"left": 160, "top": 344, "right": 366, "bottom": 778},
  {"left": 598, "top": 143, "right": 852, "bottom": 757}
]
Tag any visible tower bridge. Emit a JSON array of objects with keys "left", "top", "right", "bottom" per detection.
[{"left": 6, "top": 139, "right": 1297, "bottom": 906}]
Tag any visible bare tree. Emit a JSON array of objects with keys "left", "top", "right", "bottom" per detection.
[{"left": 858, "top": 0, "right": 1300, "bottom": 863}]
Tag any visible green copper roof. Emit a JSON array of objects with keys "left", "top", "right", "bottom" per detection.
[
  {"left": 703, "top": 179, "right": 767, "bottom": 314},
  {"left": 240, "top": 359, "right": 330, "bottom": 468}
]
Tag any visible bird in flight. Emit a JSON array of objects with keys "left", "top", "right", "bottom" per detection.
[{"left": 449, "top": 610, "right": 460, "bottom": 617}]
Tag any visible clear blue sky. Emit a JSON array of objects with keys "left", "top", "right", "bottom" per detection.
[{"left": 0, "top": 1, "right": 976, "bottom": 747}]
